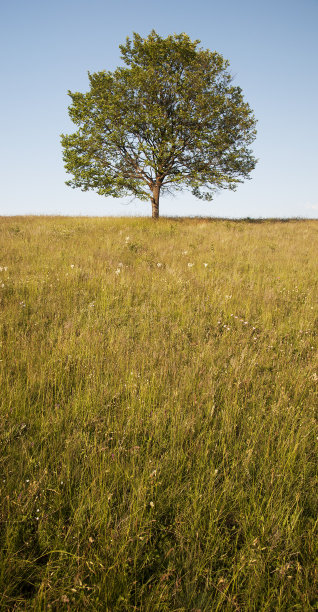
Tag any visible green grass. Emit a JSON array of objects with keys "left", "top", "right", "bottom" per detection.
[{"left": 0, "top": 216, "right": 317, "bottom": 610}]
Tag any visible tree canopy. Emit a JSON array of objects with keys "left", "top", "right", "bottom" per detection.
[{"left": 61, "top": 31, "right": 257, "bottom": 218}]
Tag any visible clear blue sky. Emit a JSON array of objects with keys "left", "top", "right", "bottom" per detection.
[{"left": 1, "top": 0, "right": 317, "bottom": 218}]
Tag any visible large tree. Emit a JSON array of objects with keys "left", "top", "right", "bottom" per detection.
[{"left": 61, "top": 31, "right": 257, "bottom": 218}]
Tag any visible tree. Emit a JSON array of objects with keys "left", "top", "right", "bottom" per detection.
[{"left": 61, "top": 31, "right": 257, "bottom": 219}]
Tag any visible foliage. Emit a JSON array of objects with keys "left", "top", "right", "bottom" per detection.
[{"left": 61, "top": 31, "right": 257, "bottom": 217}]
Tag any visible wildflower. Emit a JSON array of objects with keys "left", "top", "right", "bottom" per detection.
[
  {"left": 125, "top": 236, "right": 130, "bottom": 242},
  {"left": 115, "top": 268, "right": 121, "bottom": 275},
  {"left": 182, "top": 250, "right": 188, "bottom": 255},
  {"left": 156, "top": 262, "right": 163, "bottom": 268},
  {"left": 188, "top": 262, "right": 194, "bottom": 267},
  {"left": 149, "top": 501, "right": 155, "bottom": 508},
  {"left": 70, "top": 264, "right": 75, "bottom": 269},
  {"left": 203, "top": 262, "right": 208, "bottom": 267}
]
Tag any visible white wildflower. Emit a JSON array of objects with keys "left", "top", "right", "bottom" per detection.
[
  {"left": 115, "top": 268, "right": 121, "bottom": 275},
  {"left": 149, "top": 501, "right": 155, "bottom": 508},
  {"left": 70, "top": 264, "right": 75, "bottom": 269},
  {"left": 203, "top": 263, "right": 208, "bottom": 267},
  {"left": 156, "top": 262, "right": 163, "bottom": 268},
  {"left": 188, "top": 262, "right": 194, "bottom": 267}
]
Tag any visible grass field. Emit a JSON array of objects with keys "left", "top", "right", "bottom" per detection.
[{"left": 0, "top": 216, "right": 317, "bottom": 610}]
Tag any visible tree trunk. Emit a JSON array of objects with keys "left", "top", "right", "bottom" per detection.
[{"left": 151, "top": 184, "right": 160, "bottom": 219}]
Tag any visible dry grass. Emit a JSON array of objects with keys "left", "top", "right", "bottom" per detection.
[{"left": 0, "top": 216, "right": 317, "bottom": 610}]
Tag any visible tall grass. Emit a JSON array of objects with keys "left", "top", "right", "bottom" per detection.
[{"left": 0, "top": 216, "right": 317, "bottom": 610}]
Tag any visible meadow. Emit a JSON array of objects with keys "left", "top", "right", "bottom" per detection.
[{"left": 0, "top": 216, "right": 317, "bottom": 611}]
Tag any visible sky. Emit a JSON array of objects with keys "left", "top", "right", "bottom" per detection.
[{"left": 1, "top": 0, "right": 317, "bottom": 219}]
